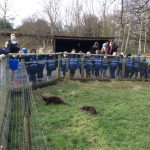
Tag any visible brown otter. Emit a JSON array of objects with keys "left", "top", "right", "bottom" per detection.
[
  {"left": 80, "top": 105, "right": 98, "bottom": 115},
  {"left": 41, "top": 94, "right": 68, "bottom": 105}
]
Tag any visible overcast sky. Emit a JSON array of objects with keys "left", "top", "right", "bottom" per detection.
[
  {"left": 12, "top": 0, "right": 41, "bottom": 27},
  {"left": 10, "top": 0, "right": 119, "bottom": 28}
]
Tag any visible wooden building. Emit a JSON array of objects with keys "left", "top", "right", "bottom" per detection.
[{"left": 53, "top": 35, "right": 114, "bottom": 53}]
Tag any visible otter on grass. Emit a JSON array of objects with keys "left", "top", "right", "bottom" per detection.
[
  {"left": 80, "top": 105, "right": 98, "bottom": 115},
  {"left": 41, "top": 94, "right": 68, "bottom": 105}
]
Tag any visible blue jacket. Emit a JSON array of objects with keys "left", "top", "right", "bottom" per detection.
[
  {"left": 110, "top": 57, "right": 118, "bottom": 68},
  {"left": 37, "top": 55, "right": 46, "bottom": 68},
  {"left": 126, "top": 57, "right": 133, "bottom": 68},
  {"left": 132, "top": 57, "right": 140, "bottom": 69},
  {"left": 94, "top": 55, "right": 102, "bottom": 69},
  {"left": 61, "top": 57, "right": 68, "bottom": 68},
  {"left": 0, "top": 48, "right": 9, "bottom": 55},
  {"left": 69, "top": 55, "right": 78, "bottom": 69},
  {"left": 46, "top": 55, "right": 56, "bottom": 71},
  {"left": 29, "top": 55, "right": 38, "bottom": 72},
  {"left": 102, "top": 58, "right": 109, "bottom": 70},
  {"left": 84, "top": 56, "right": 93, "bottom": 70}
]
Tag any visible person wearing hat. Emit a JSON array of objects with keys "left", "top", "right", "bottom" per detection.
[{"left": 5, "top": 33, "right": 20, "bottom": 53}]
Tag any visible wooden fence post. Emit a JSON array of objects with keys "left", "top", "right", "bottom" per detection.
[
  {"left": 122, "top": 57, "right": 126, "bottom": 78},
  {"left": 24, "top": 111, "right": 31, "bottom": 150},
  {"left": 81, "top": 55, "right": 84, "bottom": 79},
  {"left": 57, "top": 54, "right": 61, "bottom": 80}
]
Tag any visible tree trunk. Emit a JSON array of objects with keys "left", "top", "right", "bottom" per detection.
[
  {"left": 125, "top": 23, "right": 130, "bottom": 52},
  {"left": 144, "top": 23, "right": 147, "bottom": 54},
  {"left": 121, "top": 25, "right": 126, "bottom": 52},
  {"left": 138, "top": 13, "right": 143, "bottom": 53}
]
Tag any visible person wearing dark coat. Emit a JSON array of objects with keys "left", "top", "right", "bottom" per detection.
[
  {"left": 107, "top": 41, "right": 118, "bottom": 55},
  {"left": 125, "top": 53, "right": 133, "bottom": 79},
  {"left": 5, "top": 33, "right": 20, "bottom": 53},
  {"left": 90, "top": 42, "right": 100, "bottom": 54},
  {"left": 139, "top": 57, "right": 148, "bottom": 79},
  {"left": 28, "top": 49, "right": 38, "bottom": 83},
  {"left": 37, "top": 48, "right": 46, "bottom": 82},
  {"left": 46, "top": 51, "right": 56, "bottom": 81},
  {"left": 93, "top": 50, "right": 102, "bottom": 78},
  {"left": 116, "top": 53, "right": 124, "bottom": 78},
  {"left": 84, "top": 52, "right": 93, "bottom": 78},
  {"left": 109, "top": 52, "right": 118, "bottom": 78},
  {"left": 61, "top": 51, "right": 69, "bottom": 77},
  {"left": 101, "top": 55, "right": 109, "bottom": 77},
  {"left": 131, "top": 54, "right": 141, "bottom": 79},
  {"left": 69, "top": 49, "right": 78, "bottom": 77}
]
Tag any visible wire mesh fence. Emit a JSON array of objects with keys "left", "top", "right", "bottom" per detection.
[
  {"left": 8, "top": 60, "right": 49, "bottom": 150},
  {"left": 0, "top": 55, "right": 11, "bottom": 150},
  {"left": 0, "top": 55, "right": 49, "bottom": 150}
]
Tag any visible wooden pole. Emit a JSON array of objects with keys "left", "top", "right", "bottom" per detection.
[
  {"left": 122, "top": 57, "right": 126, "bottom": 78},
  {"left": 57, "top": 54, "right": 61, "bottom": 80},
  {"left": 24, "top": 112, "right": 31, "bottom": 150},
  {"left": 81, "top": 55, "right": 84, "bottom": 79}
]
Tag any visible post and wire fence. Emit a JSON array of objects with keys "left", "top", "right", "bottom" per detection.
[
  {"left": 15, "top": 52, "right": 150, "bottom": 82},
  {"left": 1, "top": 52, "right": 150, "bottom": 149},
  {"left": 0, "top": 55, "right": 11, "bottom": 150},
  {"left": 0, "top": 54, "right": 49, "bottom": 150}
]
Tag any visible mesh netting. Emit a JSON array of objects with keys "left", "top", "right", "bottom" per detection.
[
  {"left": 0, "top": 55, "right": 11, "bottom": 149},
  {"left": 1, "top": 56, "right": 49, "bottom": 150}
]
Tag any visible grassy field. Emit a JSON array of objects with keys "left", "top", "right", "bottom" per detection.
[{"left": 33, "top": 80, "right": 150, "bottom": 150}]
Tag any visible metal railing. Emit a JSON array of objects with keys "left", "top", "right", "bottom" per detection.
[{"left": 11, "top": 52, "right": 150, "bottom": 82}]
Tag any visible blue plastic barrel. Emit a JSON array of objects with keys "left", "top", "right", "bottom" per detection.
[{"left": 9, "top": 58, "right": 19, "bottom": 70}]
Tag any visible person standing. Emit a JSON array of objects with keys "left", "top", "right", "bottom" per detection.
[
  {"left": 107, "top": 41, "right": 113, "bottom": 55},
  {"left": 6, "top": 33, "right": 20, "bottom": 84},
  {"left": 37, "top": 48, "right": 46, "bottom": 82},
  {"left": 90, "top": 41, "right": 99, "bottom": 54},
  {"left": 101, "top": 41, "right": 108, "bottom": 55},
  {"left": 5, "top": 33, "right": 20, "bottom": 53}
]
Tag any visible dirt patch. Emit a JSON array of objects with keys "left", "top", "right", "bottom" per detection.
[
  {"left": 132, "top": 85, "right": 141, "bottom": 91},
  {"left": 80, "top": 81, "right": 102, "bottom": 89}
]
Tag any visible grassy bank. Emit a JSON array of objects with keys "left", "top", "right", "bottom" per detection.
[{"left": 33, "top": 80, "right": 150, "bottom": 150}]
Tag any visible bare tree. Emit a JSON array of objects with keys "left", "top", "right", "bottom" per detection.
[
  {"left": 17, "top": 16, "right": 51, "bottom": 49},
  {"left": 42, "top": 0, "right": 63, "bottom": 36},
  {"left": 0, "top": 0, "right": 15, "bottom": 30}
]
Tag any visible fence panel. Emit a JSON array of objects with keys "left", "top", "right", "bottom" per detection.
[{"left": 0, "top": 55, "right": 11, "bottom": 150}]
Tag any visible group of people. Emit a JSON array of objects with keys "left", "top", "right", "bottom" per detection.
[
  {"left": 0, "top": 33, "right": 20, "bottom": 55},
  {"left": 0, "top": 33, "right": 150, "bottom": 83},
  {"left": 90, "top": 41, "right": 118, "bottom": 55},
  {"left": 60, "top": 50, "right": 150, "bottom": 80}
]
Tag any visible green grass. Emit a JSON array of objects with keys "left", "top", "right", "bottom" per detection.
[{"left": 33, "top": 80, "right": 150, "bottom": 150}]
